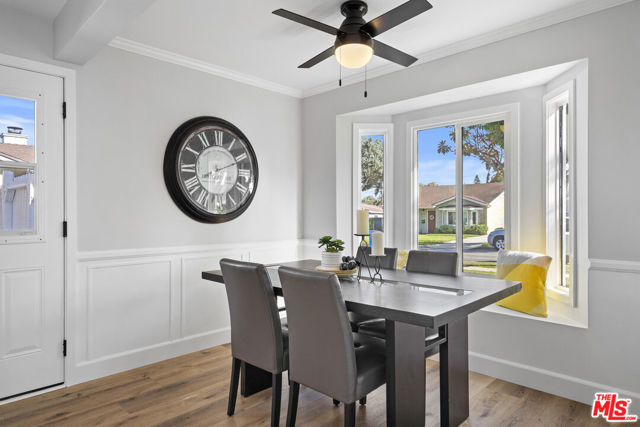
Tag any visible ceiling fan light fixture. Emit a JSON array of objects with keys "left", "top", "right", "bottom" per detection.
[{"left": 335, "top": 42, "right": 373, "bottom": 69}]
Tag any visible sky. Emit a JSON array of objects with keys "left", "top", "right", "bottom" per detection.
[
  {"left": 0, "top": 95, "right": 36, "bottom": 146},
  {"left": 417, "top": 126, "right": 494, "bottom": 185}
]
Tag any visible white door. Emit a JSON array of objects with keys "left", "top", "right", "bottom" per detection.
[{"left": 0, "top": 64, "right": 65, "bottom": 399}]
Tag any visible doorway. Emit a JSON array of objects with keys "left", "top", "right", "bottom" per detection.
[{"left": 0, "top": 63, "right": 65, "bottom": 399}]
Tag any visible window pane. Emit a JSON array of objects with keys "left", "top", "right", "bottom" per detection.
[
  {"left": 417, "top": 126, "right": 457, "bottom": 252},
  {"left": 0, "top": 94, "right": 37, "bottom": 235},
  {"left": 461, "top": 120, "right": 504, "bottom": 275},
  {"left": 360, "top": 134, "right": 384, "bottom": 236},
  {"left": 559, "top": 104, "right": 572, "bottom": 287}
]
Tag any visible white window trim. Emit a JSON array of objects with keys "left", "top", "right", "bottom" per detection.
[
  {"left": 544, "top": 79, "right": 588, "bottom": 316},
  {"left": 407, "top": 104, "right": 520, "bottom": 275},
  {"left": 352, "top": 123, "right": 394, "bottom": 252}
]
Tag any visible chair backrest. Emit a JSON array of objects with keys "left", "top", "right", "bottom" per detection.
[
  {"left": 219, "top": 258, "right": 284, "bottom": 373},
  {"left": 356, "top": 246, "right": 398, "bottom": 270},
  {"left": 278, "top": 267, "right": 357, "bottom": 403},
  {"left": 406, "top": 250, "right": 458, "bottom": 276}
]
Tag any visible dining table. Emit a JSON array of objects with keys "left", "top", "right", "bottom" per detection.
[{"left": 202, "top": 259, "right": 521, "bottom": 427}]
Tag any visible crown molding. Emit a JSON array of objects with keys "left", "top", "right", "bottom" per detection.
[
  {"left": 108, "top": 0, "right": 632, "bottom": 100},
  {"left": 301, "top": 0, "right": 635, "bottom": 97},
  {"left": 107, "top": 37, "right": 303, "bottom": 98}
]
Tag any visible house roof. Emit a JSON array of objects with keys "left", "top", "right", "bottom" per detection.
[
  {"left": 360, "top": 203, "right": 383, "bottom": 213},
  {"left": 419, "top": 182, "right": 504, "bottom": 208},
  {"left": 0, "top": 143, "right": 35, "bottom": 163}
]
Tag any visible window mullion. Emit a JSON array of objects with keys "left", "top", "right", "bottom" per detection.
[{"left": 455, "top": 123, "right": 463, "bottom": 275}]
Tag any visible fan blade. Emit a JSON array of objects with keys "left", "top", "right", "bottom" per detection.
[
  {"left": 298, "top": 46, "right": 335, "bottom": 68},
  {"left": 361, "top": 0, "right": 432, "bottom": 37},
  {"left": 273, "top": 9, "right": 340, "bottom": 36},
  {"left": 373, "top": 40, "right": 417, "bottom": 67}
]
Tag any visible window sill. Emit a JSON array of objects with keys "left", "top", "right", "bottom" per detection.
[{"left": 480, "top": 299, "right": 587, "bottom": 329}]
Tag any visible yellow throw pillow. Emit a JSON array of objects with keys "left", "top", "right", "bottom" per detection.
[
  {"left": 496, "top": 250, "right": 552, "bottom": 318},
  {"left": 396, "top": 250, "right": 409, "bottom": 270}
]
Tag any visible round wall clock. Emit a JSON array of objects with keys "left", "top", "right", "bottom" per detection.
[{"left": 163, "top": 116, "right": 258, "bottom": 223}]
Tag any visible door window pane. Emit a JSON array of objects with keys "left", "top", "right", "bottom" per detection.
[
  {"left": 417, "top": 126, "right": 457, "bottom": 251},
  {"left": 359, "top": 134, "right": 384, "bottom": 235},
  {"left": 461, "top": 120, "right": 504, "bottom": 275},
  {"left": 0, "top": 94, "right": 37, "bottom": 235}
]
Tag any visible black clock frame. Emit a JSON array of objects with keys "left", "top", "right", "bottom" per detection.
[{"left": 163, "top": 116, "right": 259, "bottom": 223}]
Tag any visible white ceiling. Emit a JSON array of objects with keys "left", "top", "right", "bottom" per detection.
[
  {"left": 117, "top": 0, "right": 602, "bottom": 95},
  {"left": 0, "top": 0, "right": 67, "bottom": 21},
  {"left": 0, "top": 0, "right": 628, "bottom": 96}
]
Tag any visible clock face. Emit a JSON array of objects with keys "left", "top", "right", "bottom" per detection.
[{"left": 164, "top": 117, "right": 258, "bottom": 223}]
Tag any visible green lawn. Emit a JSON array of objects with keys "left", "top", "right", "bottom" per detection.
[{"left": 418, "top": 234, "right": 474, "bottom": 246}]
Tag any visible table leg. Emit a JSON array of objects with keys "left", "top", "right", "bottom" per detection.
[
  {"left": 439, "top": 316, "right": 469, "bottom": 427},
  {"left": 240, "top": 361, "right": 273, "bottom": 397},
  {"left": 385, "top": 320, "right": 427, "bottom": 427}
]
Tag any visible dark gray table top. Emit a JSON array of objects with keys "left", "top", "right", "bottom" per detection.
[{"left": 202, "top": 259, "right": 521, "bottom": 328}]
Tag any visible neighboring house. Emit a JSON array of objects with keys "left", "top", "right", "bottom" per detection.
[
  {"left": 360, "top": 202, "right": 384, "bottom": 231},
  {"left": 418, "top": 182, "right": 504, "bottom": 234},
  {"left": 0, "top": 127, "right": 36, "bottom": 232}
]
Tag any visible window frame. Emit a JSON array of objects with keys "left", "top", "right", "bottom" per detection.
[
  {"left": 352, "top": 123, "right": 394, "bottom": 251},
  {"left": 544, "top": 80, "right": 586, "bottom": 308},
  {"left": 408, "top": 104, "right": 520, "bottom": 275}
]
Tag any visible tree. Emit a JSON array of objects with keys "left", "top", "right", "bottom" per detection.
[
  {"left": 437, "top": 122, "right": 504, "bottom": 183},
  {"left": 360, "top": 136, "right": 384, "bottom": 201},
  {"left": 420, "top": 182, "right": 438, "bottom": 187},
  {"left": 361, "top": 195, "right": 381, "bottom": 206},
  {"left": 474, "top": 174, "right": 481, "bottom": 184}
]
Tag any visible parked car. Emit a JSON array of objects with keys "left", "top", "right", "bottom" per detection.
[{"left": 488, "top": 228, "right": 505, "bottom": 250}]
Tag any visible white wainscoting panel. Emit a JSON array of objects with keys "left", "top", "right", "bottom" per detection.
[
  {"left": 85, "top": 260, "right": 173, "bottom": 361},
  {"left": 69, "top": 240, "right": 303, "bottom": 385}
]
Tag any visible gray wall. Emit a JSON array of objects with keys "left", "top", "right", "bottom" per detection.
[
  {"left": 77, "top": 47, "right": 302, "bottom": 251},
  {"left": 301, "top": 1, "right": 640, "bottom": 398}
]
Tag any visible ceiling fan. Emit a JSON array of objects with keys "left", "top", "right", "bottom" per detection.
[{"left": 273, "top": 0, "right": 433, "bottom": 70}]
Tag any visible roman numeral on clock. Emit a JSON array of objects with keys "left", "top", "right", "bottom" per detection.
[
  {"left": 196, "top": 189, "right": 207, "bottom": 205},
  {"left": 214, "top": 130, "right": 224, "bottom": 146},
  {"left": 181, "top": 163, "right": 195, "bottom": 173},
  {"left": 227, "top": 138, "right": 236, "bottom": 150},
  {"left": 239, "top": 169, "right": 251, "bottom": 181},
  {"left": 185, "top": 145, "right": 199, "bottom": 156},
  {"left": 235, "top": 152, "right": 247, "bottom": 162},
  {"left": 184, "top": 175, "right": 199, "bottom": 191},
  {"left": 197, "top": 132, "right": 210, "bottom": 148},
  {"left": 228, "top": 193, "right": 237, "bottom": 207},
  {"left": 236, "top": 182, "right": 248, "bottom": 196}
]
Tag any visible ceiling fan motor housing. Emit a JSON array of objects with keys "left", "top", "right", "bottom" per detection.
[{"left": 334, "top": 0, "right": 373, "bottom": 52}]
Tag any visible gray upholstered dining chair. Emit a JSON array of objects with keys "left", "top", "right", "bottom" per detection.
[
  {"left": 278, "top": 267, "right": 386, "bottom": 427},
  {"left": 220, "top": 259, "right": 288, "bottom": 427},
  {"left": 357, "top": 250, "right": 458, "bottom": 355},
  {"left": 349, "top": 246, "right": 399, "bottom": 332}
]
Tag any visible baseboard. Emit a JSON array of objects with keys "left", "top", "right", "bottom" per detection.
[
  {"left": 469, "top": 351, "right": 640, "bottom": 405},
  {"left": 68, "top": 328, "right": 230, "bottom": 386}
]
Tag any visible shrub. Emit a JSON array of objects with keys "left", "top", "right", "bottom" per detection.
[
  {"left": 464, "top": 224, "right": 488, "bottom": 235},
  {"left": 434, "top": 225, "right": 456, "bottom": 234}
]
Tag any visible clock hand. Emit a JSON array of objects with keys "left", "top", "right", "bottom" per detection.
[{"left": 215, "top": 162, "right": 237, "bottom": 172}]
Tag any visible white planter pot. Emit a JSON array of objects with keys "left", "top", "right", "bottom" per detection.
[{"left": 321, "top": 251, "right": 343, "bottom": 269}]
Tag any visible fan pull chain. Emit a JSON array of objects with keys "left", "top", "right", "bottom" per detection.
[
  {"left": 339, "top": 50, "right": 342, "bottom": 86},
  {"left": 364, "top": 65, "right": 368, "bottom": 98}
]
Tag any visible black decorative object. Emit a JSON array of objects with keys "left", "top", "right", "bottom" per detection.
[
  {"left": 272, "top": 0, "right": 433, "bottom": 69},
  {"left": 370, "top": 255, "right": 384, "bottom": 282},
  {"left": 355, "top": 234, "right": 373, "bottom": 281},
  {"left": 163, "top": 116, "right": 258, "bottom": 223}
]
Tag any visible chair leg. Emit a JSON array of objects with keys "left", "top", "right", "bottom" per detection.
[
  {"left": 286, "top": 381, "right": 300, "bottom": 427},
  {"left": 333, "top": 399, "right": 341, "bottom": 406},
  {"left": 359, "top": 395, "right": 367, "bottom": 405},
  {"left": 271, "top": 373, "right": 282, "bottom": 427},
  {"left": 227, "top": 357, "right": 241, "bottom": 416},
  {"left": 344, "top": 402, "right": 356, "bottom": 427}
]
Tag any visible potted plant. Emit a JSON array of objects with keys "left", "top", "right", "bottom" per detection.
[{"left": 318, "top": 235, "right": 345, "bottom": 269}]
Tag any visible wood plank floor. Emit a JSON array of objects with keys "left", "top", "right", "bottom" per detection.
[{"left": 0, "top": 344, "right": 605, "bottom": 426}]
